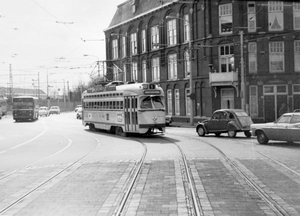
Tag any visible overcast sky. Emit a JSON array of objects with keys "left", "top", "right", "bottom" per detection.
[{"left": 0, "top": 0, "right": 124, "bottom": 93}]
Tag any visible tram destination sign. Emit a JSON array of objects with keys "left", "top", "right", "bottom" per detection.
[{"left": 144, "top": 90, "right": 161, "bottom": 95}]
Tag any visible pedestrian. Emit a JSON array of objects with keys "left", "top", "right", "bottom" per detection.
[{"left": 278, "top": 103, "right": 286, "bottom": 117}]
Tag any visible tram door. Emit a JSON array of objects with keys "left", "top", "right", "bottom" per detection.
[{"left": 124, "top": 96, "right": 138, "bottom": 132}]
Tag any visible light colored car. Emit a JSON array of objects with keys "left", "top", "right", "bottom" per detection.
[
  {"left": 196, "top": 109, "right": 253, "bottom": 138},
  {"left": 38, "top": 106, "right": 49, "bottom": 117},
  {"left": 76, "top": 107, "right": 82, "bottom": 119},
  {"left": 251, "top": 112, "right": 300, "bottom": 144},
  {"left": 75, "top": 105, "right": 82, "bottom": 112},
  {"left": 49, "top": 106, "right": 60, "bottom": 115}
]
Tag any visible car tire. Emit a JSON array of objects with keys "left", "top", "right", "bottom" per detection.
[
  {"left": 197, "top": 126, "right": 206, "bottom": 136},
  {"left": 257, "top": 131, "right": 269, "bottom": 144},
  {"left": 244, "top": 131, "right": 252, "bottom": 138},
  {"left": 228, "top": 130, "right": 237, "bottom": 138}
]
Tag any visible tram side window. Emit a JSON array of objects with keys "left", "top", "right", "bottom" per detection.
[{"left": 120, "top": 101, "right": 123, "bottom": 109}]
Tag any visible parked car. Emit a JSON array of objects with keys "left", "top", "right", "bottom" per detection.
[
  {"left": 196, "top": 109, "right": 253, "bottom": 138},
  {"left": 251, "top": 112, "right": 300, "bottom": 144},
  {"left": 165, "top": 114, "right": 173, "bottom": 126},
  {"left": 38, "top": 106, "right": 49, "bottom": 117},
  {"left": 76, "top": 107, "right": 83, "bottom": 119},
  {"left": 75, "top": 105, "right": 82, "bottom": 112},
  {"left": 49, "top": 106, "right": 60, "bottom": 115}
]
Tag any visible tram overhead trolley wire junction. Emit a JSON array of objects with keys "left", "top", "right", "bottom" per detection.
[{"left": 81, "top": 82, "right": 166, "bottom": 136}]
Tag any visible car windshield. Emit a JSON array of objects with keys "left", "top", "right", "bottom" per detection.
[
  {"left": 13, "top": 102, "right": 34, "bottom": 109},
  {"left": 40, "top": 108, "right": 47, "bottom": 110},
  {"left": 234, "top": 111, "right": 249, "bottom": 117},
  {"left": 140, "top": 96, "right": 164, "bottom": 110},
  {"left": 277, "top": 115, "right": 292, "bottom": 123}
]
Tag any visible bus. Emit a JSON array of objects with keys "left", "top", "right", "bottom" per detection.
[
  {"left": 0, "top": 96, "right": 8, "bottom": 117},
  {"left": 82, "top": 82, "right": 166, "bottom": 136},
  {"left": 12, "top": 96, "right": 39, "bottom": 121}
]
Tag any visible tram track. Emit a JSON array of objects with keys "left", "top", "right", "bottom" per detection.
[
  {"left": 0, "top": 134, "right": 101, "bottom": 215},
  {"left": 166, "top": 132, "right": 298, "bottom": 216},
  {"left": 113, "top": 136, "right": 204, "bottom": 216}
]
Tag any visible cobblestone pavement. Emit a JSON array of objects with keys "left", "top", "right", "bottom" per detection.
[{"left": 1, "top": 157, "right": 299, "bottom": 216}]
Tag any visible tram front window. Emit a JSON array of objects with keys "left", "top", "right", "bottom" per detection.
[{"left": 140, "top": 96, "right": 164, "bottom": 109}]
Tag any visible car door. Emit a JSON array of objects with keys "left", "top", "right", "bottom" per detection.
[
  {"left": 206, "top": 112, "right": 221, "bottom": 132},
  {"left": 264, "top": 115, "right": 290, "bottom": 141},
  {"left": 283, "top": 114, "right": 300, "bottom": 142}
]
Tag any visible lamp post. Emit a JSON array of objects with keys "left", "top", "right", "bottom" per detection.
[
  {"left": 166, "top": 15, "right": 194, "bottom": 125},
  {"left": 83, "top": 54, "right": 101, "bottom": 79}
]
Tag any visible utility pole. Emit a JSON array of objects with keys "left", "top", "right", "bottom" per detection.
[{"left": 240, "top": 30, "right": 245, "bottom": 111}]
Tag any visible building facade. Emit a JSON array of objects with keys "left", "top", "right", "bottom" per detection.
[{"left": 104, "top": 0, "right": 300, "bottom": 123}]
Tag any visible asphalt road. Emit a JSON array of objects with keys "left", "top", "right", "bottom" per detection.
[{"left": 0, "top": 112, "right": 299, "bottom": 216}]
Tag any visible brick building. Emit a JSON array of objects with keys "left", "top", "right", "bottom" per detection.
[{"left": 104, "top": 0, "right": 300, "bottom": 123}]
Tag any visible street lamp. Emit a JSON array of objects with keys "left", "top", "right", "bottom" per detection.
[
  {"left": 83, "top": 54, "right": 101, "bottom": 79},
  {"left": 166, "top": 15, "right": 194, "bottom": 126}
]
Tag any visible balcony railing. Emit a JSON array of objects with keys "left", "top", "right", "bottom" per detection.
[
  {"left": 209, "top": 71, "right": 239, "bottom": 86},
  {"left": 209, "top": 71, "right": 239, "bottom": 97}
]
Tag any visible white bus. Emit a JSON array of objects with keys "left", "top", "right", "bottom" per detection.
[{"left": 82, "top": 83, "right": 166, "bottom": 136}]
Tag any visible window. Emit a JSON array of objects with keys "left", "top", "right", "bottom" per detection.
[
  {"left": 141, "top": 30, "right": 146, "bottom": 53},
  {"left": 130, "top": 33, "right": 137, "bottom": 55},
  {"left": 151, "top": 25, "right": 159, "bottom": 50},
  {"left": 175, "top": 89, "right": 180, "bottom": 115},
  {"left": 167, "top": 19, "right": 177, "bottom": 46},
  {"left": 142, "top": 60, "right": 147, "bottom": 82},
  {"left": 112, "top": 39, "right": 118, "bottom": 59},
  {"left": 268, "top": 1, "right": 284, "bottom": 31},
  {"left": 293, "top": 84, "right": 300, "bottom": 94},
  {"left": 247, "top": 2, "right": 256, "bottom": 32},
  {"left": 122, "top": 36, "right": 126, "bottom": 58},
  {"left": 152, "top": 57, "right": 160, "bottom": 82},
  {"left": 167, "top": 89, "right": 172, "bottom": 115},
  {"left": 269, "top": 42, "right": 284, "bottom": 72},
  {"left": 219, "top": 45, "right": 234, "bottom": 72},
  {"left": 183, "top": 14, "right": 190, "bottom": 42},
  {"left": 185, "top": 88, "right": 191, "bottom": 115},
  {"left": 132, "top": 61, "right": 138, "bottom": 81},
  {"left": 295, "top": 40, "right": 300, "bottom": 72},
  {"left": 249, "top": 86, "right": 258, "bottom": 117},
  {"left": 248, "top": 42, "right": 257, "bottom": 73},
  {"left": 294, "top": 3, "right": 300, "bottom": 30},
  {"left": 184, "top": 50, "right": 190, "bottom": 77},
  {"left": 168, "top": 53, "right": 177, "bottom": 80},
  {"left": 219, "top": 3, "right": 232, "bottom": 34}
]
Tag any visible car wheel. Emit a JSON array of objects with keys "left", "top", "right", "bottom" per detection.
[
  {"left": 215, "top": 133, "right": 221, "bottom": 137},
  {"left": 197, "top": 126, "right": 206, "bottom": 136},
  {"left": 257, "top": 131, "right": 269, "bottom": 144},
  {"left": 228, "top": 130, "right": 237, "bottom": 138},
  {"left": 244, "top": 131, "right": 252, "bottom": 138}
]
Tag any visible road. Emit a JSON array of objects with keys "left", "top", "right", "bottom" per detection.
[{"left": 0, "top": 112, "right": 300, "bottom": 216}]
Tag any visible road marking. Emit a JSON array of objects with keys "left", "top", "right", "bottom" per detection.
[{"left": 10, "top": 124, "right": 47, "bottom": 150}]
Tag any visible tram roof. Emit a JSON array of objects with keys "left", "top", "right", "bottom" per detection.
[{"left": 85, "top": 82, "right": 162, "bottom": 94}]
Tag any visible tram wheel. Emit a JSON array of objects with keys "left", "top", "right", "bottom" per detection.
[
  {"left": 116, "top": 127, "right": 127, "bottom": 137},
  {"left": 89, "top": 124, "right": 95, "bottom": 131}
]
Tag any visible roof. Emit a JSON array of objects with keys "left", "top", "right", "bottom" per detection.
[{"left": 106, "top": 0, "right": 177, "bottom": 31}]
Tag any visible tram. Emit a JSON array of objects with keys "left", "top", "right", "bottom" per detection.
[{"left": 82, "top": 82, "right": 166, "bottom": 136}]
